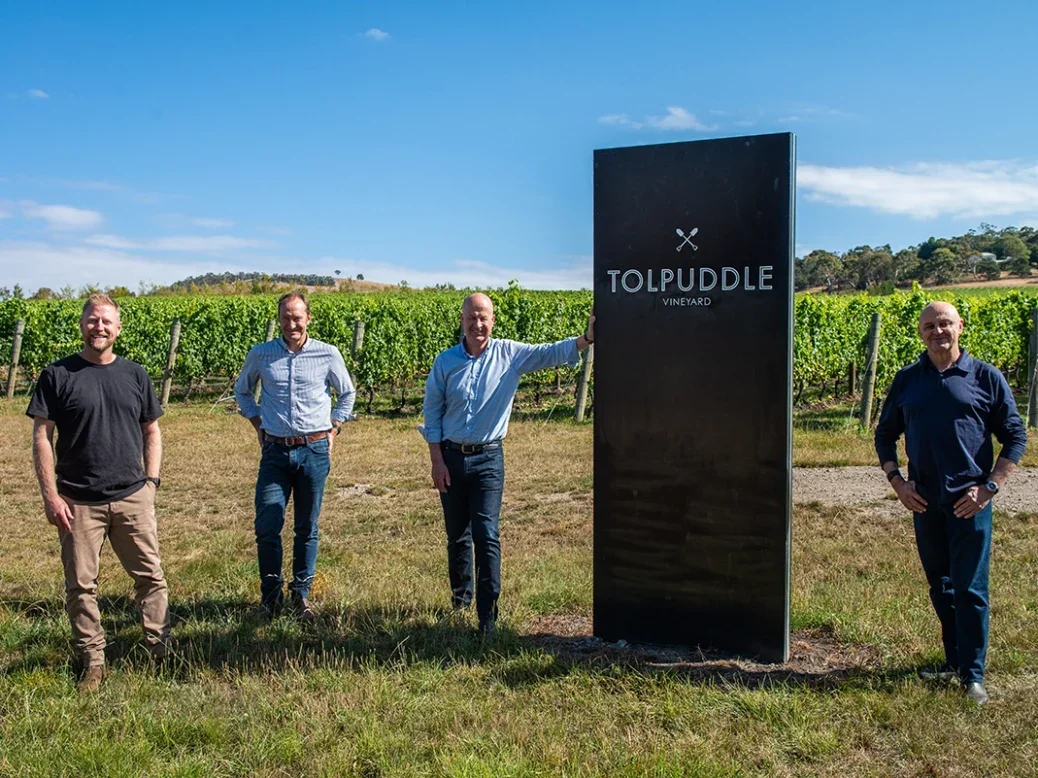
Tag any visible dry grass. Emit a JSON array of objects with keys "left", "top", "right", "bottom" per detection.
[{"left": 1, "top": 399, "right": 1037, "bottom": 777}]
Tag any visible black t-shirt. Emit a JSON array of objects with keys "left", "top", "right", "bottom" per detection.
[{"left": 26, "top": 354, "right": 163, "bottom": 503}]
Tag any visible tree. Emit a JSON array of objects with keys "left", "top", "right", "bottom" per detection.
[
  {"left": 0, "top": 287, "right": 10, "bottom": 301},
  {"left": 976, "top": 258, "right": 1002, "bottom": 281},
  {"left": 892, "top": 249, "right": 921, "bottom": 283},
  {"left": 1010, "top": 256, "right": 1032, "bottom": 278},
  {"left": 803, "top": 250, "right": 841, "bottom": 292},
  {"left": 31, "top": 286, "right": 54, "bottom": 300},
  {"left": 993, "top": 235, "right": 1030, "bottom": 263},
  {"left": 357, "top": 273, "right": 364, "bottom": 281},
  {"left": 11, "top": 283, "right": 23, "bottom": 299},
  {"left": 106, "top": 285, "right": 134, "bottom": 298},
  {"left": 924, "top": 248, "right": 959, "bottom": 285}
]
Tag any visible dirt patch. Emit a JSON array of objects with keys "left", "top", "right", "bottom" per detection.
[
  {"left": 794, "top": 466, "right": 1038, "bottom": 516},
  {"left": 523, "top": 614, "right": 883, "bottom": 686}
]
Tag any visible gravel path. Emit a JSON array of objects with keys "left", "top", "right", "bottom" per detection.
[{"left": 794, "top": 466, "right": 1038, "bottom": 515}]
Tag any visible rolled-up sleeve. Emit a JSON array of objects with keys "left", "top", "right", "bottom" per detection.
[
  {"left": 328, "top": 348, "right": 356, "bottom": 422},
  {"left": 990, "top": 370, "right": 1028, "bottom": 463},
  {"left": 874, "top": 372, "right": 905, "bottom": 466},
  {"left": 420, "top": 357, "right": 446, "bottom": 444},
  {"left": 234, "top": 347, "right": 262, "bottom": 420},
  {"left": 511, "top": 337, "right": 581, "bottom": 376}
]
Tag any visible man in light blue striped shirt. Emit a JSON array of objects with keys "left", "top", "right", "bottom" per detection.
[
  {"left": 421, "top": 292, "right": 594, "bottom": 636},
  {"left": 234, "top": 292, "right": 356, "bottom": 621}
]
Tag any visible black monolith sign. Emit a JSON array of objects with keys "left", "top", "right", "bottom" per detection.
[{"left": 593, "top": 133, "right": 794, "bottom": 662}]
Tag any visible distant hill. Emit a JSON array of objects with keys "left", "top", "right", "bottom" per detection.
[{"left": 155, "top": 272, "right": 399, "bottom": 295}]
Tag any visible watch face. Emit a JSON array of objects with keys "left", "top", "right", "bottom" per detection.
[{"left": 985, "top": 481, "right": 998, "bottom": 493}]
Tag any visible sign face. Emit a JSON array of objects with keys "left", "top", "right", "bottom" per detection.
[{"left": 593, "top": 133, "right": 794, "bottom": 662}]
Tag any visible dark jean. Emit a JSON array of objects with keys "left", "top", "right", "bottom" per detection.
[
  {"left": 913, "top": 500, "right": 993, "bottom": 684},
  {"left": 439, "top": 442, "right": 505, "bottom": 624},
  {"left": 254, "top": 436, "right": 331, "bottom": 605}
]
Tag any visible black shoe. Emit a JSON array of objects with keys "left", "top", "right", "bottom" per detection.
[
  {"left": 478, "top": 619, "right": 497, "bottom": 640},
  {"left": 257, "top": 598, "right": 283, "bottom": 622},
  {"left": 293, "top": 596, "right": 316, "bottom": 625},
  {"left": 919, "top": 665, "right": 958, "bottom": 682},
  {"left": 964, "top": 682, "right": 989, "bottom": 705}
]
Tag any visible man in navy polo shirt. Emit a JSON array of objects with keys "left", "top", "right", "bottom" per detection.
[
  {"left": 875, "top": 301, "right": 1027, "bottom": 705},
  {"left": 421, "top": 293, "right": 594, "bottom": 637}
]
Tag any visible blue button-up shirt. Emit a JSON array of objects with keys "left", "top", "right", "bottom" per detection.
[
  {"left": 235, "top": 336, "right": 356, "bottom": 437},
  {"left": 421, "top": 337, "right": 581, "bottom": 445},
  {"left": 875, "top": 350, "right": 1027, "bottom": 505}
]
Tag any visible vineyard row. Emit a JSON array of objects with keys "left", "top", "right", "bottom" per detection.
[{"left": 2, "top": 288, "right": 1038, "bottom": 405}]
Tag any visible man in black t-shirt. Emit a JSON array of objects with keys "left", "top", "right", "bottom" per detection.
[{"left": 28, "top": 293, "right": 171, "bottom": 693}]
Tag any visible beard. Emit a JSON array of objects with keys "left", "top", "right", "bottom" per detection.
[{"left": 85, "top": 335, "right": 114, "bottom": 353}]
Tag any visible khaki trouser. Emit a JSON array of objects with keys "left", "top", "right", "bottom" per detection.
[{"left": 58, "top": 483, "right": 170, "bottom": 668}]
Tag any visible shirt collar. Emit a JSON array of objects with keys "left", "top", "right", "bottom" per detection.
[
  {"left": 920, "top": 349, "right": 973, "bottom": 374},
  {"left": 461, "top": 337, "right": 493, "bottom": 359},
  {"left": 277, "top": 334, "right": 311, "bottom": 353}
]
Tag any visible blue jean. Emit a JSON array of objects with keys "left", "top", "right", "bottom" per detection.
[
  {"left": 254, "top": 436, "right": 331, "bottom": 604},
  {"left": 438, "top": 443, "right": 505, "bottom": 623},
  {"left": 913, "top": 500, "right": 993, "bottom": 684}
]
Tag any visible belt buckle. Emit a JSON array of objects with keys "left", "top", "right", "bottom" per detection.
[{"left": 460, "top": 443, "right": 478, "bottom": 455}]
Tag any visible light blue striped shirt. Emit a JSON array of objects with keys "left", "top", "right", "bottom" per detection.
[
  {"left": 235, "top": 336, "right": 356, "bottom": 437},
  {"left": 421, "top": 337, "right": 581, "bottom": 445}
]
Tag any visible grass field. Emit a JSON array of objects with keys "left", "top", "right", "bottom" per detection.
[{"left": 1, "top": 400, "right": 1037, "bottom": 777}]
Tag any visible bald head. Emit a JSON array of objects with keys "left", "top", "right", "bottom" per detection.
[
  {"left": 919, "top": 301, "right": 961, "bottom": 326},
  {"left": 463, "top": 293, "right": 494, "bottom": 315}
]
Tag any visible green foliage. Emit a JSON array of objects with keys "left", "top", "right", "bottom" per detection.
[
  {"left": 793, "top": 289, "right": 1036, "bottom": 398},
  {"left": 0, "top": 290, "right": 594, "bottom": 404},
  {"left": 3, "top": 288, "right": 1036, "bottom": 405}
]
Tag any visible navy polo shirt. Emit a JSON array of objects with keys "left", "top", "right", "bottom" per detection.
[{"left": 875, "top": 350, "right": 1027, "bottom": 505}]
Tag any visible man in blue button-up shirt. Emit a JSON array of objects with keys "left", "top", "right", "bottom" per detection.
[
  {"left": 875, "top": 301, "right": 1027, "bottom": 705},
  {"left": 421, "top": 292, "right": 594, "bottom": 636},
  {"left": 235, "top": 292, "right": 356, "bottom": 621}
]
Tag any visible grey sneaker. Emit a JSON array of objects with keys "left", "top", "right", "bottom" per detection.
[
  {"left": 964, "top": 682, "right": 989, "bottom": 705},
  {"left": 76, "top": 665, "right": 104, "bottom": 693}
]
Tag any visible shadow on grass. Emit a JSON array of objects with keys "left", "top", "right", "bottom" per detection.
[{"left": 2, "top": 596, "right": 917, "bottom": 692}]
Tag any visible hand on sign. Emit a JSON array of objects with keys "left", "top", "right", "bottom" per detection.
[
  {"left": 894, "top": 479, "right": 928, "bottom": 514},
  {"left": 953, "top": 485, "right": 992, "bottom": 519}
]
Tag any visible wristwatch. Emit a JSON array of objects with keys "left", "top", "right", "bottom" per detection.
[
  {"left": 984, "top": 480, "right": 999, "bottom": 495},
  {"left": 146, "top": 477, "right": 161, "bottom": 489}
]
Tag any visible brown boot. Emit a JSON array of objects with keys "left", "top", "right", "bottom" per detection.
[
  {"left": 293, "top": 596, "right": 316, "bottom": 625},
  {"left": 76, "top": 665, "right": 104, "bottom": 693}
]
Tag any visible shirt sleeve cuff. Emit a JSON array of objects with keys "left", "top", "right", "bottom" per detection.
[{"left": 418, "top": 424, "right": 442, "bottom": 444}]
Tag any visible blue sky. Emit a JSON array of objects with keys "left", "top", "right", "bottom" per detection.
[{"left": 2, "top": 0, "right": 1037, "bottom": 292}]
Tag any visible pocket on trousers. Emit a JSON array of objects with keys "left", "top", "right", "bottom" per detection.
[{"left": 309, "top": 437, "right": 330, "bottom": 455}]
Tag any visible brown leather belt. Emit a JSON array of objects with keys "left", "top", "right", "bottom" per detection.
[{"left": 264, "top": 430, "right": 331, "bottom": 447}]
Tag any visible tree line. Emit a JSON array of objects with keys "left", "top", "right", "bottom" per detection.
[{"left": 796, "top": 224, "right": 1038, "bottom": 293}]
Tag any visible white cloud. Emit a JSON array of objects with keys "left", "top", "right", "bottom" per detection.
[
  {"left": 27, "top": 89, "right": 49, "bottom": 99},
  {"left": 0, "top": 240, "right": 245, "bottom": 292},
  {"left": 778, "top": 116, "right": 802, "bottom": 124},
  {"left": 310, "top": 255, "right": 592, "bottom": 290},
  {"left": 84, "top": 234, "right": 279, "bottom": 252},
  {"left": 599, "top": 106, "right": 716, "bottom": 132},
  {"left": 0, "top": 204, "right": 11, "bottom": 219},
  {"left": 734, "top": 119, "right": 756, "bottom": 127},
  {"left": 20, "top": 201, "right": 104, "bottom": 230},
  {"left": 193, "top": 217, "right": 235, "bottom": 229},
  {"left": 363, "top": 28, "right": 389, "bottom": 41},
  {"left": 798, "top": 160, "right": 1038, "bottom": 219}
]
